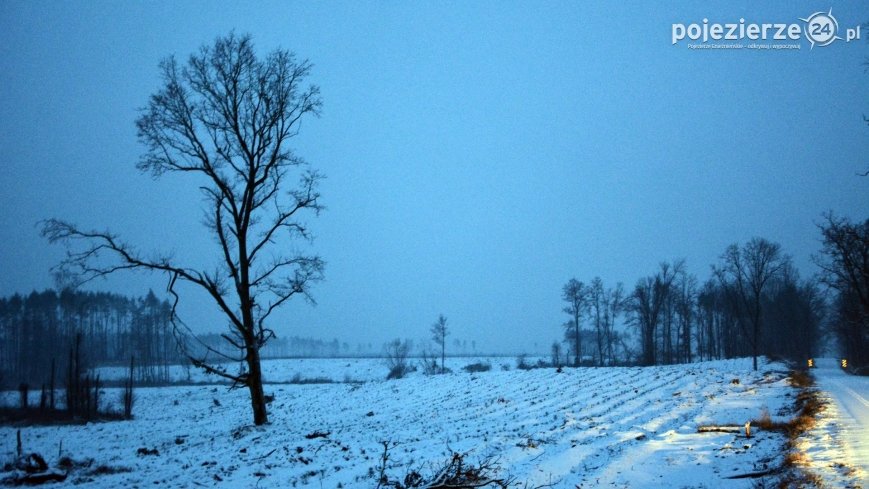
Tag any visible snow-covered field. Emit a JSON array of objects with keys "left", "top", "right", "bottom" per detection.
[
  {"left": 0, "top": 357, "right": 859, "bottom": 488},
  {"left": 92, "top": 356, "right": 521, "bottom": 384}
]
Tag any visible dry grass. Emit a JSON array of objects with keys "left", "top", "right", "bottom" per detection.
[
  {"left": 788, "top": 369, "right": 814, "bottom": 389},
  {"left": 753, "top": 371, "right": 824, "bottom": 440},
  {"left": 775, "top": 370, "right": 827, "bottom": 488},
  {"left": 753, "top": 407, "right": 777, "bottom": 431},
  {"left": 740, "top": 370, "right": 828, "bottom": 487},
  {"left": 776, "top": 469, "right": 825, "bottom": 488},
  {"left": 785, "top": 390, "right": 824, "bottom": 440},
  {"left": 784, "top": 451, "right": 810, "bottom": 467}
]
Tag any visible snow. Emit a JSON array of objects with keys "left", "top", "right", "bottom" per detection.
[
  {"left": 93, "top": 356, "right": 516, "bottom": 384},
  {"left": 0, "top": 357, "right": 857, "bottom": 488},
  {"left": 798, "top": 358, "right": 869, "bottom": 487}
]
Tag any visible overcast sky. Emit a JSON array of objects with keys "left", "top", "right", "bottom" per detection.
[{"left": 1, "top": 1, "right": 867, "bottom": 353}]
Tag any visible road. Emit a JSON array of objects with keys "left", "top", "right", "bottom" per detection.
[{"left": 813, "top": 357, "right": 869, "bottom": 485}]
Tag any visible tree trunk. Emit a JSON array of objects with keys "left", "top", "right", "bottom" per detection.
[
  {"left": 574, "top": 311, "right": 581, "bottom": 367},
  {"left": 752, "top": 321, "right": 759, "bottom": 371},
  {"left": 643, "top": 324, "right": 655, "bottom": 366},
  {"left": 246, "top": 345, "right": 268, "bottom": 425},
  {"left": 752, "top": 306, "right": 760, "bottom": 371}
]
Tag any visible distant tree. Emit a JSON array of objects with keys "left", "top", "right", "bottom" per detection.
[
  {"left": 588, "top": 277, "right": 625, "bottom": 366},
  {"left": 604, "top": 282, "right": 625, "bottom": 365},
  {"left": 696, "top": 279, "right": 719, "bottom": 361},
  {"left": 814, "top": 214, "right": 869, "bottom": 366},
  {"left": 629, "top": 261, "right": 681, "bottom": 366},
  {"left": 562, "top": 278, "right": 588, "bottom": 366},
  {"left": 589, "top": 278, "right": 606, "bottom": 366},
  {"left": 42, "top": 33, "right": 324, "bottom": 425},
  {"left": 714, "top": 238, "right": 789, "bottom": 371},
  {"left": 763, "top": 265, "right": 824, "bottom": 362},
  {"left": 674, "top": 268, "right": 697, "bottom": 364},
  {"left": 431, "top": 314, "right": 449, "bottom": 374},
  {"left": 551, "top": 341, "right": 563, "bottom": 368}
]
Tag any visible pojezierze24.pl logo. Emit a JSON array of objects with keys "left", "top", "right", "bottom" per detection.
[{"left": 672, "top": 8, "right": 862, "bottom": 50}]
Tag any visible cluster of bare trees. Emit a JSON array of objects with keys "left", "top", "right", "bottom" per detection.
[
  {"left": 382, "top": 314, "right": 451, "bottom": 379},
  {"left": 815, "top": 214, "right": 869, "bottom": 368},
  {"left": 561, "top": 278, "right": 626, "bottom": 366},
  {"left": 628, "top": 260, "right": 697, "bottom": 366},
  {"left": 561, "top": 237, "right": 828, "bottom": 370},
  {"left": 0, "top": 288, "right": 178, "bottom": 388}
]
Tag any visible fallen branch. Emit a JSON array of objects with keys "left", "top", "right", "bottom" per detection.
[
  {"left": 725, "top": 469, "right": 777, "bottom": 479},
  {"left": 253, "top": 448, "right": 277, "bottom": 461}
]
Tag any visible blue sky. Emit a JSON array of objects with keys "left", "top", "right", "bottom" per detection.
[{"left": 1, "top": 1, "right": 867, "bottom": 352}]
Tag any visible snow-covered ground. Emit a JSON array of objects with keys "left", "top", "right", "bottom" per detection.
[
  {"left": 93, "top": 356, "right": 520, "bottom": 384},
  {"left": 798, "top": 358, "right": 869, "bottom": 487},
  {"left": 2, "top": 357, "right": 865, "bottom": 488}
]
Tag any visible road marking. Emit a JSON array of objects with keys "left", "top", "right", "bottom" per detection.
[{"left": 843, "top": 385, "right": 869, "bottom": 409}]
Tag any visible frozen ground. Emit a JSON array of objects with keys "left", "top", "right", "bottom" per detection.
[
  {"left": 0, "top": 357, "right": 861, "bottom": 488},
  {"left": 800, "top": 358, "right": 868, "bottom": 487},
  {"left": 93, "top": 356, "right": 521, "bottom": 384}
]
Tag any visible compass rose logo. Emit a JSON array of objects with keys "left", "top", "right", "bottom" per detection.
[{"left": 800, "top": 8, "right": 842, "bottom": 48}]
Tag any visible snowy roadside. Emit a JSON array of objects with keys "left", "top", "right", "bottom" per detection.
[{"left": 796, "top": 358, "right": 868, "bottom": 488}]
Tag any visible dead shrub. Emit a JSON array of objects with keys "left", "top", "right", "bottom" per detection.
[
  {"left": 462, "top": 362, "right": 492, "bottom": 373},
  {"left": 754, "top": 408, "right": 774, "bottom": 430},
  {"left": 776, "top": 469, "right": 824, "bottom": 488},
  {"left": 373, "top": 443, "right": 554, "bottom": 489}
]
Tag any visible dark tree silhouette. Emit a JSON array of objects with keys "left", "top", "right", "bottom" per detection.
[
  {"left": 430, "top": 314, "right": 449, "bottom": 374},
  {"left": 629, "top": 261, "right": 680, "bottom": 366},
  {"left": 562, "top": 278, "right": 588, "bottom": 366},
  {"left": 42, "top": 33, "right": 324, "bottom": 425},
  {"left": 714, "top": 238, "right": 788, "bottom": 371},
  {"left": 814, "top": 213, "right": 869, "bottom": 366}
]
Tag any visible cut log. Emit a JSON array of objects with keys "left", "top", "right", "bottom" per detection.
[
  {"left": 15, "top": 469, "right": 68, "bottom": 485},
  {"left": 697, "top": 425, "right": 742, "bottom": 434},
  {"left": 725, "top": 469, "right": 776, "bottom": 479}
]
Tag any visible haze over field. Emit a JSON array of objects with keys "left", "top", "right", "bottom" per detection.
[
  {"left": 1, "top": 1, "right": 867, "bottom": 352},
  {"left": 0, "top": 4, "right": 867, "bottom": 488}
]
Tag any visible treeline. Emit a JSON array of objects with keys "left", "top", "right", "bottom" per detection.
[
  {"left": 560, "top": 259, "right": 821, "bottom": 369},
  {"left": 199, "top": 334, "right": 351, "bottom": 358},
  {"left": 0, "top": 287, "right": 404, "bottom": 389},
  {"left": 0, "top": 288, "right": 178, "bottom": 386},
  {"left": 559, "top": 214, "right": 868, "bottom": 369}
]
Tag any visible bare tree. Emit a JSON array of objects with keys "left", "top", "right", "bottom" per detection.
[
  {"left": 603, "top": 282, "right": 624, "bottom": 365},
  {"left": 814, "top": 213, "right": 869, "bottom": 366},
  {"left": 431, "top": 314, "right": 449, "bottom": 374},
  {"left": 42, "top": 33, "right": 324, "bottom": 425},
  {"left": 763, "top": 265, "right": 824, "bottom": 362},
  {"left": 589, "top": 277, "right": 605, "bottom": 366},
  {"left": 714, "top": 238, "right": 788, "bottom": 371},
  {"left": 562, "top": 278, "right": 588, "bottom": 367},
  {"left": 551, "top": 341, "right": 563, "bottom": 368},
  {"left": 629, "top": 261, "right": 681, "bottom": 366},
  {"left": 674, "top": 269, "right": 697, "bottom": 364}
]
